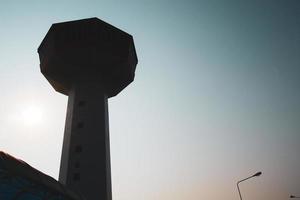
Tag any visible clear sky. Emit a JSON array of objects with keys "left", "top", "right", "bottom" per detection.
[{"left": 0, "top": 0, "right": 299, "bottom": 200}]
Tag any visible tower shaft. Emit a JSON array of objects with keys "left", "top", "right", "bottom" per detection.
[{"left": 59, "top": 83, "right": 112, "bottom": 200}]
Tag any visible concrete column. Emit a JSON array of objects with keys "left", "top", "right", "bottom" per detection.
[{"left": 59, "top": 83, "right": 112, "bottom": 200}]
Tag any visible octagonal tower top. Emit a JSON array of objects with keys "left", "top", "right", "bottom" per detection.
[{"left": 38, "top": 17, "right": 138, "bottom": 97}]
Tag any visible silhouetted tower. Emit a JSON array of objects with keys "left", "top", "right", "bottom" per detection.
[{"left": 37, "top": 18, "right": 138, "bottom": 200}]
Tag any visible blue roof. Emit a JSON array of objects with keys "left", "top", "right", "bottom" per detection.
[{"left": 0, "top": 151, "right": 83, "bottom": 200}]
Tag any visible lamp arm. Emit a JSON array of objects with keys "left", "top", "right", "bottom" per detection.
[
  {"left": 236, "top": 175, "right": 255, "bottom": 200},
  {"left": 238, "top": 175, "right": 254, "bottom": 183},
  {"left": 237, "top": 182, "right": 243, "bottom": 200}
]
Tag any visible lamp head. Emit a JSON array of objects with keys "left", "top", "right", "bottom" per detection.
[{"left": 253, "top": 171, "right": 262, "bottom": 177}]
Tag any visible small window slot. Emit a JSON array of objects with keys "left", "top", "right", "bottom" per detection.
[
  {"left": 73, "top": 173, "right": 80, "bottom": 181},
  {"left": 77, "top": 122, "right": 84, "bottom": 129},
  {"left": 74, "top": 161, "right": 80, "bottom": 169},
  {"left": 75, "top": 145, "right": 82, "bottom": 153},
  {"left": 78, "top": 100, "right": 86, "bottom": 107}
]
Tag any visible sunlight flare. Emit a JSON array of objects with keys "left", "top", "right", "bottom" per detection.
[{"left": 21, "top": 105, "right": 43, "bottom": 126}]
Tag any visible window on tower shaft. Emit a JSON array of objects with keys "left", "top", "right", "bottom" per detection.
[
  {"left": 74, "top": 161, "right": 80, "bottom": 169},
  {"left": 78, "top": 100, "right": 86, "bottom": 107},
  {"left": 73, "top": 173, "right": 80, "bottom": 181},
  {"left": 77, "top": 122, "right": 84, "bottom": 129},
  {"left": 75, "top": 145, "right": 82, "bottom": 153}
]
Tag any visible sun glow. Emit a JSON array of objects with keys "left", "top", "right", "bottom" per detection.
[{"left": 21, "top": 105, "right": 43, "bottom": 126}]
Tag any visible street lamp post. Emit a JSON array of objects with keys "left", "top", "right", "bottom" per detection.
[
  {"left": 290, "top": 195, "right": 300, "bottom": 198},
  {"left": 237, "top": 172, "right": 262, "bottom": 200}
]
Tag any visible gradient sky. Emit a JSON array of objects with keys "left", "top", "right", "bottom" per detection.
[{"left": 0, "top": 1, "right": 299, "bottom": 200}]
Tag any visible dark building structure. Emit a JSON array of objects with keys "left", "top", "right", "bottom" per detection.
[
  {"left": 38, "top": 18, "right": 138, "bottom": 200},
  {"left": 0, "top": 151, "right": 83, "bottom": 199}
]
